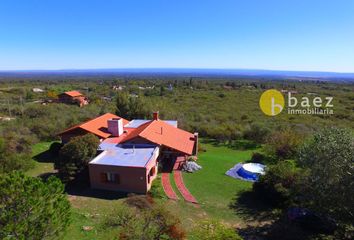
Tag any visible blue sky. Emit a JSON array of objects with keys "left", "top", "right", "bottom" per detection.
[{"left": 0, "top": 0, "right": 354, "bottom": 72}]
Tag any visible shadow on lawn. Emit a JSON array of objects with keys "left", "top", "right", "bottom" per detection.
[
  {"left": 230, "top": 191, "right": 314, "bottom": 240},
  {"left": 229, "top": 190, "right": 274, "bottom": 222},
  {"left": 65, "top": 181, "right": 128, "bottom": 200},
  {"left": 33, "top": 150, "right": 57, "bottom": 163},
  {"left": 236, "top": 216, "right": 312, "bottom": 240},
  {"left": 38, "top": 172, "right": 58, "bottom": 181},
  {"left": 229, "top": 190, "right": 307, "bottom": 240}
]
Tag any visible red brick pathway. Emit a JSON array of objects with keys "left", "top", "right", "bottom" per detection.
[
  {"left": 161, "top": 155, "right": 198, "bottom": 204},
  {"left": 173, "top": 170, "right": 198, "bottom": 204},
  {"left": 161, "top": 172, "right": 178, "bottom": 200}
]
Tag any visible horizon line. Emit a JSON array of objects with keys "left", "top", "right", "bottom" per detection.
[{"left": 0, "top": 67, "right": 354, "bottom": 75}]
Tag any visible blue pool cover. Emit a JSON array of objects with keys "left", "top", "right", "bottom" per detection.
[
  {"left": 236, "top": 167, "right": 260, "bottom": 181},
  {"left": 226, "top": 163, "right": 265, "bottom": 182}
]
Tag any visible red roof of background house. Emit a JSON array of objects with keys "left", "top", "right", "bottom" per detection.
[
  {"left": 122, "top": 119, "right": 196, "bottom": 155},
  {"left": 58, "top": 113, "right": 129, "bottom": 138},
  {"left": 61, "top": 91, "right": 84, "bottom": 97}
]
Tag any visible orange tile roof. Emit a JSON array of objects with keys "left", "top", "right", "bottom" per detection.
[
  {"left": 59, "top": 113, "right": 196, "bottom": 155},
  {"left": 99, "top": 127, "right": 140, "bottom": 145},
  {"left": 59, "top": 113, "right": 129, "bottom": 138},
  {"left": 122, "top": 120, "right": 196, "bottom": 155},
  {"left": 63, "top": 91, "right": 84, "bottom": 97}
]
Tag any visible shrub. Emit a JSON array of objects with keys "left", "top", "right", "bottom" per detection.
[
  {"left": 250, "top": 152, "right": 267, "bottom": 163},
  {"left": 0, "top": 152, "right": 34, "bottom": 174},
  {"left": 148, "top": 180, "right": 166, "bottom": 199},
  {"left": 243, "top": 123, "right": 270, "bottom": 144},
  {"left": 253, "top": 160, "right": 303, "bottom": 207},
  {"left": 0, "top": 172, "right": 71, "bottom": 239},
  {"left": 198, "top": 143, "right": 207, "bottom": 153},
  {"left": 229, "top": 139, "right": 258, "bottom": 150},
  {"left": 218, "top": 93, "right": 226, "bottom": 98},
  {"left": 1, "top": 126, "right": 37, "bottom": 154},
  {"left": 297, "top": 127, "right": 354, "bottom": 224},
  {"left": 102, "top": 201, "right": 185, "bottom": 240},
  {"left": 0, "top": 137, "right": 35, "bottom": 174},
  {"left": 240, "top": 114, "right": 249, "bottom": 121},
  {"left": 265, "top": 129, "right": 303, "bottom": 160},
  {"left": 191, "top": 220, "right": 242, "bottom": 240},
  {"left": 124, "top": 194, "right": 153, "bottom": 210},
  {"left": 24, "top": 104, "right": 48, "bottom": 119},
  {"left": 102, "top": 204, "right": 136, "bottom": 229}
]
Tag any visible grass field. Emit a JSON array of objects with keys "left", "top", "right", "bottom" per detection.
[
  {"left": 183, "top": 140, "right": 255, "bottom": 224},
  {"left": 27, "top": 140, "right": 259, "bottom": 238},
  {"left": 27, "top": 141, "right": 57, "bottom": 177}
]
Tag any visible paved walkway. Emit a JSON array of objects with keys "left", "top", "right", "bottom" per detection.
[
  {"left": 173, "top": 170, "right": 198, "bottom": 204},
  {"left": 160, "top": 155, "right": 198, "bottom": 204},
  {"left": 161, "top": 172, "right": 178, "bottom": 200}
]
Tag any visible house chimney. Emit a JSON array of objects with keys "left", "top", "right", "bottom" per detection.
[
  {"left": 153, "top": 112, "right": 159, "bottom": 121},
  {"left": 108, "top": 118, "right": 124, "bottom": 137}
]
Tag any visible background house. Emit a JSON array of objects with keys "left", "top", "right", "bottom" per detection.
[{"left": 58, "top": 91, "right": 89, "bottom": 107}]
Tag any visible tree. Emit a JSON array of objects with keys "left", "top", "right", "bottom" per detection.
[
  {"left": 116, "top": 92, "right": 150, "bottom": 119},
  {"left": 115, "top": 91, "right": 130, "bottom": 118},
  {"left": 57, "top": 134, "right": 99, "bottom": 182},
  {"left": 160, "top": 85, "right": 165, "bottom": 96},
  {"left": 297, "top": 127, "right": 354, "bottom": 223},
  {"left": 46, "top": 90, "right": 58, "bottom": 99},
  {"left": 265, "top": 129, "right": 303, "bottom": 160},
  {"left": 128, "top": 95, "right": 150, "bottom": 119},
  {"left": 0, "top": 172, "right": 71, "bottom": 239},
  {"left": 253, "top": 160, "right": 303, "bottom": 207}
]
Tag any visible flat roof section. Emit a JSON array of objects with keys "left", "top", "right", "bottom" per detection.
[
  {"left": 125, "top": 119, "right": 177, "bottom": 128},
  {"left": 98, "top": 140, "right": 119, "bottom": 151},
  {"left": 90, "top": 144, "right": 159, "bottom": 168}
]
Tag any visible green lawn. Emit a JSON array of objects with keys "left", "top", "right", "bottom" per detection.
[
  {"left": 26, "top": 141, "right": 57, "bottom": 177},
  {"left": 64, "top": 197, "right": 127, "bottom": 239},
  {"left": 27, "top": 140, "right": 258, "bottom": 237},
  {"left": 183, "top": 140, "right": 255, "bottom": 224}
]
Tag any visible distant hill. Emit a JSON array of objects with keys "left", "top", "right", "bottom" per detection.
[{"left": 1, "top": 68, "right": 354, "bottom": 81}]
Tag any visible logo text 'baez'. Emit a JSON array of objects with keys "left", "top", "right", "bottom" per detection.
[{"left": 259, "top": 89, "right": 334, "bottom": 116}]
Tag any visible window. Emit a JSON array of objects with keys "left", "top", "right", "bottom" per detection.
[{"left": 101, "top": 172, "right": 120, "bottom": 184}]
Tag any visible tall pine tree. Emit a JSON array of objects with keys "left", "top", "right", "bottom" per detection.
[{"left": 0, "top": 172, "right": 71, "bottom": 239}]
